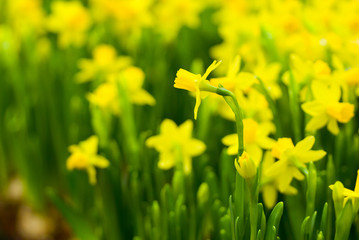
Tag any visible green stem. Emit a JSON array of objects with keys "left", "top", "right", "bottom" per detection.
[
  {"left": 216, "top": 86, "right": 244, "bottom": 156},
  {"left": 248, "top": 175, "right": 259, "bottom": 240}
]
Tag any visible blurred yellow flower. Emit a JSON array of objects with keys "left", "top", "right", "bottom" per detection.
[
  {"left": 154, "top": 0, "right": 203, "bottom": 41},
  {"left": 302, "top": 82, "right": 355, "bottom": 135},
  {"left": 174, "top": 60, "right": 221, "bottom": 119},
  {"left": 260, "top": 152, "right": 298, "bottom": 209},
  {"left": 90, "top": 0, "right": 153, "bottom": 34},
  {"left": 67, "top": 136, "right": 110, "bottom": 185},
  {"left": 146, "top": 119, "right": 205, "bottom": 174},
  {"left": 7, "top": 0, "right": 45, "bottom": 36},
  {"left": 87, "top": 66, "right": 155, "bottom": 114},
  {"left": 117, "top": 67, "right": 156, "bottom": 106},
  {"left": 87, "top": 82, "right": 120, "bottom": 115},
  {"left": 210, "top": 55, "right": 257, "bottom": 94},
  {"left": 234, "top": 151, "right": 257, "bottom": 179},
  {"left": 47, "top": 1, "right": 91, "bottom": 48},
  {"left": 266, "top": 136, "right": 326, "bottom": 193},
  {"left": 222, "top": 118, "right": 275, "bottom": 163},
  {"left": 76, "top": 44, "right": 132, "bottom": 83}
]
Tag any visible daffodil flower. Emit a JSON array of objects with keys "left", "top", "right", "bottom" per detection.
[
  {"left": 76, "top": 44, "right": 132, "bottom": 83},
  {"left": 329, "top": 170, "right": 359, "bottom": 199},
  {"left": 222, "top": 118, "right": 275, "bottom": 163},
  {"left": 174, "top": 60, "right": 221, "bottom": 119},
  {"left": 87, "top": 66, "right": 155, "bottom": 115},
  {"left": 47, "top": 1, "right": 91, "bottom": 48},
  {"left": 67, "top": 136, "right": 110, "bottom": 185},
  {"left": 265, "top": 136, "right": 326, "bottom": 193},
  {"left": 329, "top": 170, "right": 359, "bottom": 216},
  {"left": 146, "top": 119, "right": 205, "bottom": 174},
  {"left": 302, "top": 82, "right": 354, "bottom": 135},
  {"left": 260, "top": 151, "right": 298, "bottom": 209},
  {"left": 234, "top": 151, "right": 257, "bottom": 179}
]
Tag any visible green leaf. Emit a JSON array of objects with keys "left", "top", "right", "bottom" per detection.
[
  {"left": 265, "top": 202, "right": 283, "bottom": 240},
  {"left": 334, "top": 199, "right": 354, "bottom": 240}
]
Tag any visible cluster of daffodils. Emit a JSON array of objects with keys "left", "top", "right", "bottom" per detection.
[
  {"left": 65, "top": 44, "right": 156, "bottom": 182},
  {"left": 1, "top": 0, "right": 213, "bottom": 53},
  {"left": 171, "top": 58, "right": 355, "bottom": 212}
]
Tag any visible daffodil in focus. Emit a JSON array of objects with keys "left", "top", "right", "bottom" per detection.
[
  {"left": 222, "top": 118, "right": 275, "bottom": 163},
  {"left": 174, "top": 60, "right": 221, "bottom": 119},
  {"left": 266, "top": 136, "right": 326, "bottom": 193},
  {"left": 47, "top": 1, "right": 91, "bottom": 48},
  {"left": 67, "top": 136, "right": 110, "bottom": 185},
  {"left": 234, "top": 151, "right": 257, "bottom": 179},
  {"left": 302, "top": 82, "right": 354, "bottom": 135},
  {"left": 76, "top": 44, "right": 132, "bottom": 82},
  {"left": 146, "top": 119, "right": 205, "bottom": 174}
]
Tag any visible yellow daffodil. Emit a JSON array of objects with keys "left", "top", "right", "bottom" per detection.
[
  {"left": 266, "top": 136, "right": 326, "bottom": 193},
  {"left": 174, "top": 60, "right": 221, "bottom": 119},
  {"left": 329, "top": 170, "right": 359, "bottom": 199},
  {"left": 210, "top": 55, "right": 257, "bottom": 94},
  {"left": 302, "top": 82, "right": 355, "bottom": 135},
  {"left": 7, "top": 0, "right": 45, "bottom": 36},
  {"left": 283, "top": 54, "right": 332, "bottom": 87},
  {"left": 76, "top": 45, "right": 132, "bottom": 83},
  {"left": 154, "top": 0, "right": 204, "bottom": 42},
  {"left": 222, "top": 118, "right": 275, "bottom": 163},
  {"left": 253, "top": 55, "right": 282, "bottom": 99},
  {"left": 329, "top": 170, "right": 359, "bottom": 214},
  {"left": 146, "top": 119, "right": 205, "bottom": 174},
  {"left": 90, "top": 0, "right": 153, "bottom": 32},
  {"left": 67, "top": 136, "right": 110, "bottom": 185},
  {"left": 234, "top": 151, "right": 257, "bottom": 179},
  {"left": 87, "top": 66, "right": 155, "bottom": 114},
  {"left": 117, "top": 67, "right": 156, "bottom": 106},
  {"left": 47, "top": 1, "right": 91, "bottom": 48},
  {"left": 87, "top": 82, "right": 120, "bottom": 115},
  {"left": 260, "top": 152, "right": 298, "bottom": 209}
]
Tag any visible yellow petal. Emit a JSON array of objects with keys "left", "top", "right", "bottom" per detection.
[
  {"left": 194, "top": 86, "right": 201, "bottom": 120},
  {"left": 202, "top": 60, "right": 221, "bottom": 80},
  {"left": 179, "top": 120, "right": 193, "bottom": 140},
  {"left": 327, "top": 118, "right": 339, "bottom": 135},
  {"left": 305, "top": 114, "right": 328, "bottom": 132},
  {"left": 262, "top": 185, "right": 277, "bottom": 209},
  {"left": 222, "top": 134, "right": 238, "bottom": 146},
  {"left": 302, "top": 101, "right": 326, "bottom": 116},
  {"left": 92, "top": 156, "right": 110, "bottom": 168},
  {"left": 174, "top": 69, "right": 199, "bottom": 92},
  {"left": 87, "top": 166, "right": 97, "bottom": 185},
  {"left": 186, "top": 139, "right": 206, "bottom": 156},
  {"left": 80, "top": 135, "right": 99, "bottom": 155},
  {"left": 297, "top": 150, "right": 326, "bottom": 163},
  {"left": 131, "top": 89, "right": 156, "bottom": 106},
  {"left": 294, "top": 136, "right": 315, "bottom": 153},
  {"left": 158, "top": 151, "right": 176, "bottom": 170}
]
